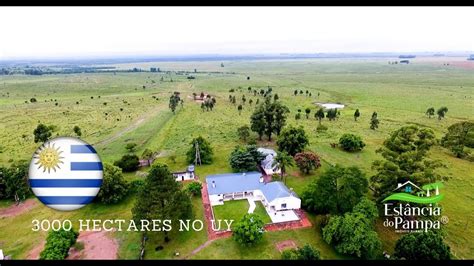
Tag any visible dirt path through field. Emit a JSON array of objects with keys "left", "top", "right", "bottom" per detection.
[
  {"left": 67, "top": 230, "right": 118, "bottom": 260},
  {"left": 93, "top": 105, "right": 163, "bottom": 147},
  {"left": 26, "top": 240, "right": 45, "bottom": 259},
  {"left": 0, "top": 199, "right": 37, "bottom": 218}
]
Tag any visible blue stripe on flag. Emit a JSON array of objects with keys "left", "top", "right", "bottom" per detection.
[
  {"left": 37, "top": 196, "right": 95, "bottom": 205},
  {"left": 29, "top": 179, "right": 102, "bottom": 188},
  {"left": 71, "top": 145, "right": 97, "bottom": 154},
  {"left": 70, "top": 162, "right": 103, "bottom": 171}
]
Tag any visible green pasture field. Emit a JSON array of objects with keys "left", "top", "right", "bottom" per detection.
[{"left": 0, "top": 58, "right": 473, "bottom": 259}]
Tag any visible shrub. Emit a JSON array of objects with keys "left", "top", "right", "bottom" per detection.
[
  {"left": 338, "top": 133, "right": 365, "bottom": 152},
  {"left": 40, "top": 228, "right": 78, "bottom": 260},
  {"left": 114, "top": 154, "right": 140, "bottom": 172},
  {"left": 186, "top": 182, "right": 203, "bottom": 196},
  {"left": 316, "top": 124, "right": 328, "bottom": 132}
]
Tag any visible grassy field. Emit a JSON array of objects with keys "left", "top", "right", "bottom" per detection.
[{"left": 0, "top": 58, "right": 473, "bottom": 259}]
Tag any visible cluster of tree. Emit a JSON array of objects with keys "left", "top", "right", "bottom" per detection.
[
  {"left": 132, "top": 163, "right": 193, "bottom": 242},
  {"left": 293, "top": 89, "right": 312, "bottom": 97},
  {"left": 232, "top": 213, "right": 265, "bottom": 246},
  {"left": 441, "top": 121, "right": 474, "bottom": 159},
  {"left": 294, "top": 151, "right": 321, "bottom": 174},
  {"left": 339, "top": 133, "right": 366, "bottom": 152},
  {"left": 393, "top": 230, "right": 451, "bottom": 260},
  {"left": 302, "top": 165, "right": 368, "bottom": 214},
  {"left": 322, "top": 198, "right": 382, "bottom": 259},
  {"left": 281, "top": 244, "right": 321, "bottom": 260},
  {"left": 96, "top": 163, "right": 130, "bottom": 204},
  {"left": 201, "top": 95, "right": 216, "bottom": 112},
  {"left": 250, "top": 97, "right": 289, "bottom": 141},
  {"left": 40, "top": 228, "right": 78, "bottom": 260},
  {"left": 229, "top": 145, "right": 265, "bottom": 172},
  {"left": 425, "top": 106, "right": 449, "bottom": 120},
  {"left": 0, "top": 161, "right": 30, "bottom": 203},
  {"left": 371, "top": 125, "right": 447, "bottom": 203},
  {"left": 186, "top": 136, "right": 214, "bottom": 165}
]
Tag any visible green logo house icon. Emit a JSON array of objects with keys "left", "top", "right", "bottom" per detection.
[{"left": 383, "top": 181, "right": 444, "bottom": 204}]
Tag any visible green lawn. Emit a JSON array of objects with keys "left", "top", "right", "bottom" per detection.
[
  {"left": 213, "top": 200, "right": 249, "bottom": 225},
  {"left": 212, "top": 199, "right": 272, "bottom": 226}
]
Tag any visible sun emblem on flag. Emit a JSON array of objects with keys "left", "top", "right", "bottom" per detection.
[{"left": 33, "top": 142, "right": 64, "bottom": 173}]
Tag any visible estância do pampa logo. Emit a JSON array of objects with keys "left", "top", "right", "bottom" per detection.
[
  {"left": 28, "top": 137, "right": 103, "bottom": 211},
  {"left": 382, "top": 180, "right": 447, "bottom": 233}
]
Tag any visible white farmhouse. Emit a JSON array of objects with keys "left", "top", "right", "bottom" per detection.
[
  {"left": 257, "top": 147, "right": 281, "bottom": 176},
  {"left": 172, "top": 165, "right": 195, "bottom": 182},
  {"left": 206, "top": 172, "right": 301, "bottom": 223}
]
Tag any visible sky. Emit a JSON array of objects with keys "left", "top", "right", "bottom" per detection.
[{"left": 0, "top": 6, "right": 473, "bottom": 60}]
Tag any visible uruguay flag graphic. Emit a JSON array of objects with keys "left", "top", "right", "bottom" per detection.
[{"left": 28, "top": 137, "right": 103, "bottom": 211}]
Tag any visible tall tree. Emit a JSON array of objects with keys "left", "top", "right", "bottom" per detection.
[
  {"left": 437, "top": 106, "right": 448, "bottom": 120},
  {"left": 73, "top": 125, "right": 82, "bottom": 137},
  {"left": 326, "top": 108, "right": 337, "bottom": 121},
  {"left": 168, "top": 93, "right": 180, "bottom": 114},
  {"left": 370, "top": 112, "right": 379, "bottom": 130},
  {"left": 354, "top": 109, "right": 360, "bottom": 121},
  {"left": 237, "top": 104, "right": 243, "bottom": 115},
  {"left": 250, "top": 97, "right": 289, "bottom": 141},
  {"left": 425, "top": 107, "right": 435, "bottom": 118},
  {"left": 273, "top": 151, "right": 294, "bottom": 183},
  {"left": 441, "top": 121, "right": 474, "bottom": 158},
  {"left": 186, "top": 136, "right": 214, "bottom": 165},
  {"left": 305, "top": 108, "right": 311, "bottom": 119},
  {"left": 132, "top": 163, "right": 193, "bottom": 242},
  {"left": 370, "top": 125, "right": 447, "bottom": 203},
  {"left": 276, "top": 126, "right": 309, "bottom": 156},
  {"left": 315, "top": 108, "right": 325, "bottom": 124},
  {"left": 33, "top": 123, "right": 52, "bottom": 143}
]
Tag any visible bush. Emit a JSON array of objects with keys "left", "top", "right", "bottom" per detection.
[
  {"left": 394, "top": 231, "right": 451, "bottom": 260},
  {"left": 294, "top": 151, "right": 321, "bottom": 174},
  {"left": 96, "top": 163, "right": 130, "bottom": 204},
  {"left": 281, "top": 244, "right": 321, "bottom": 260},
  {"left": 186, "top": 182, "right": 203, "bottom": 196},
  {"left": 316, "top": 124, "right": 328, "bottom": 132},
  {"left": 40, "top": 228, "right": 78, "bottom": 260},
  {"left": 338, "top": 133, "right": 366, "bottom": 152},
  {"left": 114, "top": 154, "right": 140, "bottom": 172}
]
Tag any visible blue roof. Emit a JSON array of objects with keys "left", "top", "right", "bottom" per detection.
[
  {"left": 206, "top": 172, "right": 262, "bottom": 195},
  {"left": 206, "top": 172, "right": 297, "bottom": 202},
  {"left": 260, "top": 181, "right": 293, "bottom": 202}
]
